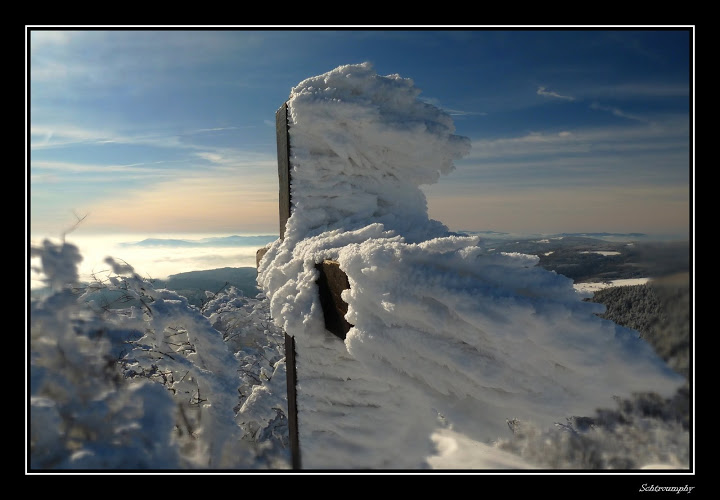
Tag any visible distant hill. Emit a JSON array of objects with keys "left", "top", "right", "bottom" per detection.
[
  {"left": 553, "top": 232, "right": 647, "bottom": 239},
  {"left": 152, "top": 267, "right": 262, "bottom": 307},
  {"left": 460, "top": 231, "right": 650, "bottom": 241},
  {"left": 149, "top": 234, "right": 689, "bottom": 308},
  {"left": 32, "top": 267, "right": 264, "bottom": 310},
  {"left": 119, "top": 235, "right": 278, "bottom": 248},
  {"left": 475, "top": 236, "right": 690, "bottom": 283},
  {"left": 32, "top": 234, "right": 691, "bottom": 312}
]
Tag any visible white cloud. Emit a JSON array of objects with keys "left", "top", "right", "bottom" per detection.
[
  {"left": 31, "top": 160, "right": 160, "bottom": 174},
  {"left": 191, "top": 127, "right": 241, "bottom": 134},
  {"left": 30, "top": 125, "right": 116, "bottom": 148},
  {"left": 445, "top": 109, "right": 488, "bottom": 117},
  {"left": 420, "top": 97, "right": 487, "bottom": 117},
  {"left": 195, "top": 152, "right": 225, "bottom": 164},
  {"left": 590, "top": 102, "right": 648, "bottom": 122},
  {"left": 31, "top": 150, "right": 276, "bottom": 184},
  {"left": 191, "top": 148, "right": 277, "bottom": 170},
  {"left": 29, "top": 124, "right": 246, "bottom": 152},
  {"left": 537, "top": 86, "right": 575, "bottom": 101},
  {"left": 30, "top": 159, "right": 192, "bottom": 178},
  {"left": 464, "top": 120, "right": 688, "bottom": 161},
  {"left": 29, "top": 125, "right": 186, "bottom": 151}
]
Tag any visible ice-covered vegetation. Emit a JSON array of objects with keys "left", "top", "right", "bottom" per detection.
[{"left": 30, "top": 239, "right": 289, "bottom": 469}]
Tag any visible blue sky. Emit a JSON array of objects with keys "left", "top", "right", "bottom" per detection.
[{"left": 28, "top": 27, "right": 693, "bottom": 240}]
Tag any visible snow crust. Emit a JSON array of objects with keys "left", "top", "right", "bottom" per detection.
[{"left": 256, "top": 63, "right": 684, "bottom": 469}]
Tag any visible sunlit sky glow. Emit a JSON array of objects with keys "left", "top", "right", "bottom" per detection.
[{"left": 28, "top": 27, "right": 693, "bottom": 240}]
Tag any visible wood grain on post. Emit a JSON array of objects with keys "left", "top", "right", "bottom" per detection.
[
  {"left": 315, "top": 260, "right": 353, "bottom": 339},
  {"left": 284, "top": 333, "right": 301, "bottom": 470},
  {"left": 277, "top": 102, "right": 291, "bottom": 241}
]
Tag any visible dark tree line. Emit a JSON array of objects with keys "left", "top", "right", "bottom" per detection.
[{"left": 590, "top": 273, "right": 690, "bottom": 378}]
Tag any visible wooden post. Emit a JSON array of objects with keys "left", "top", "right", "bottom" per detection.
[
  {"left": 315, "top": 260, "right": 353, "bottom": 339},
  {"left": 276, "top": 101, "right": 301, "bottom": 469},
  {"left": 277, "top": 102, "right": 291, "bottom": 240},
  {"left": 284, "top": 333, "right": 301, "bottom": 469},
  {"left": 272, "top": 101, "right": 352, "bottom": 469}
]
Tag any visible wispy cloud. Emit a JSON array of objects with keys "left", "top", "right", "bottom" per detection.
[
  {"left": 30, "top": 124, "right": 258, "bottom": 152},
  {"left": 420, "top": 97, "right": 487, "bottom": 117},
  {"left": 589, "top": 102, "right": 648, "bottom": 123},
  {"left": 191, "top": 148, "right": 277, "bottom": 170},
  {"left": 195, "top": 152, "right": 225, "bottom": 164},
  {"left": 31, "top": 160, "right": 191, "bottom": 175},
  {"left": 29, "top": 166, "right": 179, "bottom": 190},
  {"left": 445, "top": 109, "right": 488, "bottom": 117},
  {"left": 585, "top": 83, "right": 690, "bottom": 98},
  {"left": 465, "top": 119, "right": 688, "bottom": 162},
  {"left": 30, "top": 125, "right": 188, "bottom": 151},
  {"left": 30, "top": 125, "right": 116, "bottom": 149},
  {"left": 190, "top": 127, "right": 241, "bottom": 134},
  {"left": 451, "top": 118, "right": 690, "bottom": 201},
  {"left": 31, "top": 149, "right": 277, "bottom": 187},
  {"left": 537, "top": 86, "right": 575, "bottom": 101}
]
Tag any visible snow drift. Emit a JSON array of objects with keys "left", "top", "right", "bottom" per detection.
[{"left": 257, "top": 62, "right": 684, "bottom": 469}]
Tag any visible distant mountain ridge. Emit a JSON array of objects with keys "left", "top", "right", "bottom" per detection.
[
  {"left": 119, "top": 235, "right": 278, "bottom": 248},
  {"left": 459, "top": 230, "right": 650, "bottom": 241},
  {"left": 152, "top": 267, "right": 261, "bottom": 306},
  {"left": 474, "top": 235, "right": 689, "bottom": 283},
  {"left": 553, "top": 232, "right": 647, "bottom": 238},
  {"left": 32, "top": 233, "right": 689, "bottom": 308},
  {"left": 149, "top": 234, "right": 688, "bottom": 305}
]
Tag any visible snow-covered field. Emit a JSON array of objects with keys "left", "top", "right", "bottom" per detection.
[{"left": 574, "top": 278, "right": 651, "bottom": 294}]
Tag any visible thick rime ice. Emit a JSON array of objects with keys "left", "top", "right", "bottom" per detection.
[
  {"left": 256, "top": 63, "right": 684, "bottom": 469},
  {"left": 280, "top": 61, "right": 469, "bottom": 243}
]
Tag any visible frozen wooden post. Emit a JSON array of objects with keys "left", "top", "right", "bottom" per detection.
[
  {"left": 273, "top": 102, "right": 301, "bottom": 470},
  {"left": 269, "top": 100, "right": 353, "bottom": 340},
  {"left": 277, "top": 102, "right": 292, "bottom": 240},
  {"left": 258, "top": 101, "right": 356, "bottom": 470},
  {"left": 255, "top": 102, "right": 290, "bottom": 266}
]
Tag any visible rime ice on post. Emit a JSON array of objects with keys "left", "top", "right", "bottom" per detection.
[{"left": 258, "top": 63, "right": 684, "bottom": 469}]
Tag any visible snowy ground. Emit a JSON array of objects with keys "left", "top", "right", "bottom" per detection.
[
  {"left": 573, "top": 278, "right": 651, "bottom": 294},
  {"left": 428, "top": 429, "right": 541, "bottom": 469}
]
